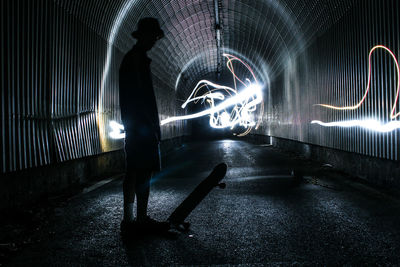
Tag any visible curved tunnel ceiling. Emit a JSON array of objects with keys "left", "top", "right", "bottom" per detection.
[{"left": 54, "top": 0, "right": 355, "bottom": 97}]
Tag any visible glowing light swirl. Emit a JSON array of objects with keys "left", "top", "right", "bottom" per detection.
[
  {"left": 161, "top": 83, "right": 262, "bottom": 127},
  {"left": 161, "top": 54, "right": 264, "bottom": 136},
  {"left": 315, "top": 45, "right": 400, "bottom": 120}
]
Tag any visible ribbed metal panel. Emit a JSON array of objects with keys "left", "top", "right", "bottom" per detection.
[
  {"left": 2, "top": 0, "right": 52, "bottom": 172},
  {"left": 2, "top": 0, "right": 397, "bottom": 175},
  {"left": 1, "top": 0, "right": 123, "bottom": 173}
]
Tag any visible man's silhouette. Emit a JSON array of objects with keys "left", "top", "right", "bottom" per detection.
[{"left": 119, "top": 17, "right": 165, "bottom": 233}]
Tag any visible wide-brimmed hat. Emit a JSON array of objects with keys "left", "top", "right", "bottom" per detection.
[{"left": 131, "top": 17, "right": 164, "bottom": 40}]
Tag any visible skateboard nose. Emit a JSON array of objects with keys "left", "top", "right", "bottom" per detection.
[
  {"left": 213, "top": 163, "right": 228, "bottom": 176},
  {"left": 217, "top": 182, "right": 226, "bottom": 189}
]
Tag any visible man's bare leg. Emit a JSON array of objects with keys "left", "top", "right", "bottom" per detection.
[{"left": 123, "top": 174, "right": 136, "bottom": 222}]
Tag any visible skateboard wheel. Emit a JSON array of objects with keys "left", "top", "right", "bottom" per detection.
[
  {"left": 182, "top": 222, "right": 190, "bottom": 230},
  {"left": 217, "top": 182, "right": 226, "bottom": 189}
]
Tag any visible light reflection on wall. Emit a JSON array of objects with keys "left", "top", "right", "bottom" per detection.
[{"left": 98, "top": 0, "right": 136, "bottom": 151}]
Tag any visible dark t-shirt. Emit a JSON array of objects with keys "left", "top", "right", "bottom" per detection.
[{"left": 119, "top": 45, "right": 161, "bottom": 170}]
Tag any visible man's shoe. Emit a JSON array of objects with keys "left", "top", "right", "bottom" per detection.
[
  {"left": 136, "top": 216, "right": 170, "bottom": 231},
  {"left": 120, "top": 219, "right": 137, "bottom": 236}
]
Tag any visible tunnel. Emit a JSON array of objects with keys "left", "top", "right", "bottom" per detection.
[{"left": 1, "top": 0, "right": 400, "bottom": 265}]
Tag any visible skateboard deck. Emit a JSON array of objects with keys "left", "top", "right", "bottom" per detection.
[{"left": 167, "top": 163, "right": 227, "bottom": 231}]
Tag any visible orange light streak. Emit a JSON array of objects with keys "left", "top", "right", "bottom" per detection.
[{"left": 315, "top": 45, "right": 400, "bottom": 120}]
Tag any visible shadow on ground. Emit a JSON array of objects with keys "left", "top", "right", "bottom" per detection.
[{"left": 2, "top": 140, "right": 400, "bottom": 266}]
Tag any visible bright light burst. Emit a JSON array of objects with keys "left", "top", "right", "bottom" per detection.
[
  {"left": 161, "top": 54, "right": 264, "bottom": 136},
  {"left": 109, "top": 120, "right": 126, "bottom": 139}
]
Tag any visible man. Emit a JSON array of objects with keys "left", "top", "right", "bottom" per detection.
[{"left": 119, "top": 17, "right": 165, "bottom": 233}]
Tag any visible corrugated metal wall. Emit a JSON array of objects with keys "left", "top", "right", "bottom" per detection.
[
  {"left": 2, "top": 0, "right": 52, "bottom": 172},
  {"left": 1, "top": 0, "right": 110, "bottom": 172},
  {"left": 0, "top": 1, "right": 119, "bottom": 172},
  {"left": 1, "top": 0, "right": 191, "bottom": 174},
  {"left": 2, "top": 0, "right": 398, "bottom": 174},
  {"left": 267, "top": 0, "right": 400, "bottom": 160}
]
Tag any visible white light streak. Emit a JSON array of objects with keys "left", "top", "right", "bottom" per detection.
[
  {"left": 163, "top": 54, "right": 264, "bottom": 136},
  {"left": 220, "top": 112, "right": 231, "bottom": 127},
  {"left": 311, "top": 120, "right": 400, "bottom": 133},
  {"left": 109, "top": 120, "right": 126, "bottom": 139},
  {"left": 161, "top": 83, "right": 262, "bottom": 126}
]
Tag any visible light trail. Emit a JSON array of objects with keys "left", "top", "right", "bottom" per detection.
[
  {"left": 311, "top": 120, "right": 400, "bottom": 133},
  {"left": 161, "top": 83, "right": 262, "bottom": 126},
  {"left": 162, "top": 53, "right": 264, "bottom": 136},
  {"left": 312, "top": 45, "right": 400, "bottom": 133},
  {"left": 315, "top": 45, "right": 400, "bottom": 120}
]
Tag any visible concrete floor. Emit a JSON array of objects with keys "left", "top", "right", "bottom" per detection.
[{"left": 3, "top": 140, "right": 400, "bottom": 266}]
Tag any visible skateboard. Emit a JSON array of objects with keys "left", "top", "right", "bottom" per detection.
[{"left": 167, "top": 162, "right": 227, "bottom": 231}]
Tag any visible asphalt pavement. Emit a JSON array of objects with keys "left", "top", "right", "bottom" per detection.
[{"left": 3, "top": 140, "right": 400, "bottom": 266}]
